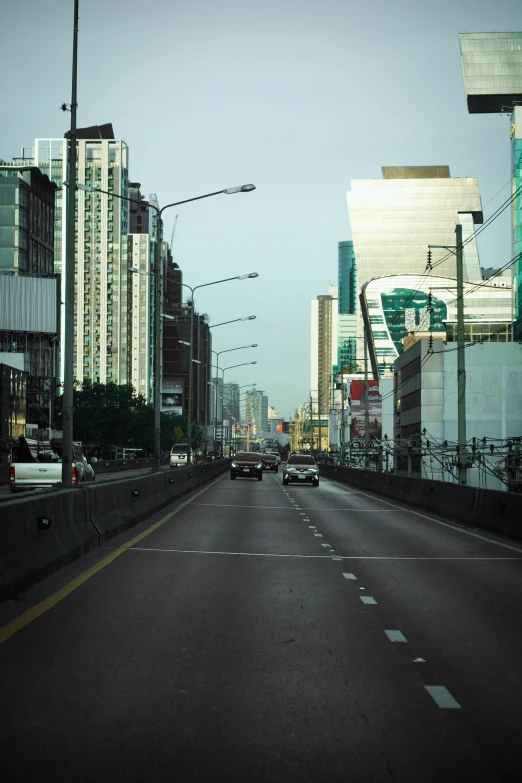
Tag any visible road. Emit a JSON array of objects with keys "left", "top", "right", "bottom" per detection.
[{"left": 1, "top": 470, "right": 521, "bottom": 781}]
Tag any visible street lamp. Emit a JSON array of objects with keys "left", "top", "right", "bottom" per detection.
[
  {"left": 210, "top": 315, "right": 256, "bottom": 328},
  {"left": 61, "top": 178, "right": 256, "bottom": 483},
  {"left": 176, "top": 278, "right": 258, "bottom": 464},
  {"left": 220, "top": 362, "right": 258, "bottom": 455},
  {"left": 211, "top": 345, "right": 259, "bottom": 440}
]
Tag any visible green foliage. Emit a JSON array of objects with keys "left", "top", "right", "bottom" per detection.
[{"left": 55, "top": 381, "right": 204, "bottom": 456}]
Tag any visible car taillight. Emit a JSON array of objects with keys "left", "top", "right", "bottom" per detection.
[
  {"left": 9, "top": 466, "right": 15, "bottom": 483},
  {"left": 72, "top": 465, "right": 78, "bottom": 484}
]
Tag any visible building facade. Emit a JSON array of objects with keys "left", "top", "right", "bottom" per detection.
[
  {"left": 310, "top": 286, "right": 338, "bottom": 448},
  {"left": 360, "top": 273, "right": 513, "bottom": 378},
  {"left": 0, "top": 165, "right": 59, "bottom": 428},
  {"left": 459, "top": 32, "right": 522, "bottom": 339},
  {"left": 26, "top": 128, "right": 133, "bottom": 387},
  {"left": 245, "top": 389, "right": 268, "bottom": 435},
  {"left": 394, "top": 338, "right": 522, "bottom": 491},
  {"left": 346, "top": 166, "right": 484, "bottom": 367}
]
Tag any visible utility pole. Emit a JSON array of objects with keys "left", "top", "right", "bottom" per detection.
[
  {"left": 340, "top": 372, "right": 345, "bottom": 463},
  {"left": 62, "top": 0, "right": 79, "bottom": 488},
  {"left": 429, "top": 225, "right": 467, "bottom": 484},
  {"left": 456, "top": 222, "right": 467, "bottom": 485},
  {"left": 364, "top": 324, "right": 370, "bottom": 468}
]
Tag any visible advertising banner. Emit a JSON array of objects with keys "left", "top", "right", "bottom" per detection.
[
  {"left": 350, "top": 380, "right": 382, "bottom": 440},
  {"left": 161, "top": 383, "right": 183, "bottom": 415}
]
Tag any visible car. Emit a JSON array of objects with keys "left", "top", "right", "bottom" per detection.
[
  {"left": 265, "top": 451, "right": 281, "bottom": 465},
  {"left": 282, "top": 454, "right": 320, "bottom": 486},
  {"left": 170, "top": 444, "right": 196, "bottom": 468},
  {"left": 261, "top": 454, "right": 279, "bottom": 472},
  {"left": 230, "top": 451, "right": 263, "bottom": 480}
]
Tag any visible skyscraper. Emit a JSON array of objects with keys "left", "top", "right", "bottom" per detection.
[
  {"left": 459, "top": 32, "right": 522, "bottom": 338},
  {"left": 346, "top": 166, "right": 483, "bottom": 366},
  {"left": 24, "top": 126, "right": 164, "bottom": 397},
  {"left": 27, "top": 128, "right": 133, "bottom": 387},
  {"left": 337, "top": 241, "right": 357, "bottom": 373},
  {"left": 310, "top": 286, "right": 338, "bottom": 449},
  {"left": 246, "top": 389, "right": 268, "bottom": 435}
]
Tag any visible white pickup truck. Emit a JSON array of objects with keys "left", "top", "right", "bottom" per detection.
[{"left": 8, "top": 438, "right": 96, "bottom": 493}]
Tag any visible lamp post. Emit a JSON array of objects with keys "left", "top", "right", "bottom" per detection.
[
  {"left": 209, "top": 315, "right": 256, "bottom": 329},
  {"left": 64, "top": 181, "right": 255, "bottom": 478},
  {"left": 176, "top": 280, "right": 258, "bottom": 465},
  {"left": 211, "top": 343, "right": 259, "bottom": 443},
  {"left": 220, "top": 362, "right": 258, "bottom": 455}
]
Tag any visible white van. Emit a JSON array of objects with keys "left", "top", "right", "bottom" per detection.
[{"left": 169, "top": 444, "right": 195, "bottom": 468}]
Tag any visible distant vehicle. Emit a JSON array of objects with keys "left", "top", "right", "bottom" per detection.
[
  {"left": 206, "top": 450, "right": 219, "bottom": 461},
  {"left": 9, "top": 439, "right": 95, "bottom": 493},
  {"left": 230, "top": 451, "right": 263, "bottom": 481},
  {"left": 264, "top": 451, "right": 281, "bottom": 464},
  {"left": 282, "top": 453, "right": 320, "bottom": 487},
  {"left": 261, "top": 454, "right": 279, "bottom": 472},
  {"left": 169, "top": 444, "right": 196, "bottom": 468}
]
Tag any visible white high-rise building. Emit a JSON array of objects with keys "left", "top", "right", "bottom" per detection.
[
  {"left": 310, "top": 285, "right": 338, "bottom": 449},
  {"left": 346, "top": 166, "right": 484, "bottom": 366},
  {"left": 25, "top": 128, "right": 159, "bottom": 398}
]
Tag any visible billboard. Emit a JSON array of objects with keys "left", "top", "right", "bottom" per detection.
[
  {"left": 350, "top": 380, "right": 382, "bottom": 440},
  {"left": 161, "top": 381, "right": 183, "bottom": 415}
]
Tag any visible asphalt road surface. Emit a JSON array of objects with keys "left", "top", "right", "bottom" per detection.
[{"left": 1, "top": 470, "right": 521, "bottom": 782}]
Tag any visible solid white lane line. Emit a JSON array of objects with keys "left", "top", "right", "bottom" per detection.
[
  {"left": 328, "top": 556, "right": 522, "bottom": 561},
  {"left": 331, "top": 556, "right": 343, "bottom": 561},
  {"left": 424, "top": 686, "right": 461, "bottom": 709},
  {"left": 129, "top": 547, "right": 334, "bottom": 559},
  {"left": 192, "top": 503, "right": 301, "bottom": 510},
  {"left": 325, "top": 480, "right": 522, "bottom": 554},
  {"left": 342, "top": 573, "right": 357, "bottom": 580},
  {"left": 360, "top": 596, "right": 377, "bottom": 605},
  {"left": 385, "top": 630, "right": 407, "bottom": 643}
]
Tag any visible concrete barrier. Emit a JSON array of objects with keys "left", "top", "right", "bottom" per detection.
[
  {"left": 0, "top": 489, "right": 97, "bottom": 602},
  {"left": 0, "top": 459, "right": 228, "bottom": 603},
  {"left": 320, "top": 465, "right": 522, "bottom": 540}
]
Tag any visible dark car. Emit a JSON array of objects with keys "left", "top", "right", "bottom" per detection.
[
  {"left": 230, "top": 451, "right": 263, "bottom": 481},
  {"left": 282, "top": 454, "right": 319, "bottom": 486},
  {"left": 262, "top": 454, "right": 279, "bottom": 472}
]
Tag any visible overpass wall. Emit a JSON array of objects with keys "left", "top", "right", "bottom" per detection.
[
  {"left": 0, "top": 460, "right": 228, "bottom": 603},
  {"left": 320, "top": 466, "right": 522, "bottom": 541}
]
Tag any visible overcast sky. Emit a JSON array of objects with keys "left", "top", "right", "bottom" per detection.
[{"left": 2, "top": 0, "right": 520, "bottom": 418}]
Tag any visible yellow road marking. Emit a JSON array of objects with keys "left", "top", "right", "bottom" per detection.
[{"left": 0, "top": 474, "right": 225, "bottom": 646}]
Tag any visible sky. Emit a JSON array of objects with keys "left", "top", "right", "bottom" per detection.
[{"left": 2, "top": 0, "right": 520, "bottom": 419}]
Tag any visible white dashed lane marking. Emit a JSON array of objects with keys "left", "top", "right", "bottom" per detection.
[
  {"left": 342, "top": 573, "right": 357, "bottom": 580},
  {"left": 360, "top": 596, "right": 377, "bottom": 605},
  {"left": 385, "top": 630, "right": 408, "bottom": 643},
  {"left": 424, "top": 686, "right": 461, "bottom": 709}
]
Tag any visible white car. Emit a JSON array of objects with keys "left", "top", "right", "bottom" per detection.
[{"left": 169, "top": 444, "right": 195, "bottom": 468}]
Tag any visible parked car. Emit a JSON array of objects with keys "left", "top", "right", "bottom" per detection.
[
  {"left": 262, "top": 454, "right": 279, "bottom": 472},
  {"left": 230, "top": 452, "right": 263, "bottom": 481},
  {"left": 170, "top": 444, "right": 196, "bottom": 468},
  {"left": 9, "top": 441, "right": 95, "bottom": 493},
  {"left": 282, "top": 454, "right": 320, "bottom": 486}
]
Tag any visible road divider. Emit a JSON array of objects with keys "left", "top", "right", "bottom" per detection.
[
  {"left": 319, "top": 465, "right": 522, "bottom": 540},
  {"left": 0, "top": 460, "right": 228, "bottom": 603}
]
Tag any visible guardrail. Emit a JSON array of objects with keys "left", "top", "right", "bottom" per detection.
[
  {"left": 319, "top": 465, "right": 522, "bottom": 542},
  {"left": 0, "top": 459, "right": 228, "bottom": 603}
]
